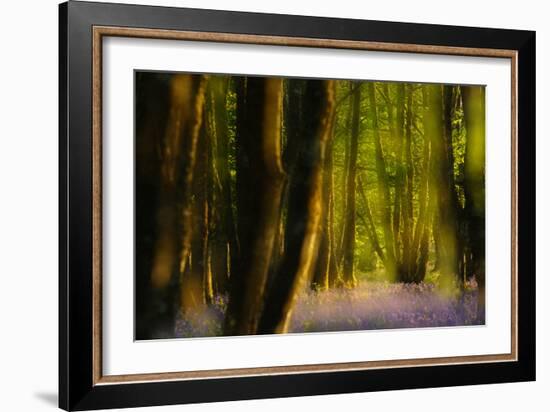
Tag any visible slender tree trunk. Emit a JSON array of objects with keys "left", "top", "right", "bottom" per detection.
[
  {"left": 402, "top": 85, "right": 415, "bottom": 279},
  {"left": 205, "top": 89, "right": 224, "bottom": 297},
  {"left": 432, "top": 211, "right": 441, "bottom": 271},
  {"left": 358, "top": 175, "right": 386, "bottom": 263},
  {"left": 327, "top": 173, "right": 339, "bottom": 287},
  {"left": 461, "top": 85, "right": 486, "bottom": 312},
  {"left": 203, "top": 110, "right": 214, "bottom": 304},
  {"left": 336, "top": 83, "right": 354, "bottom": 267},
  {"left": 411, "top": 87, "right": 432, "bottom": 282},
  {"left": 209, "top": 76, "right": 237, "bottom": 295},
  {"left": 415, "top": 215, "right": 431, "bottom": 282},
  {"left": 204, "top": 92, "right": 216, "bottom": 303},
  {"left": 383, "top": 84, "right": 402, "bottom": 265},
  {"left": 183, "top": 114, "right": 210, "bottom": 313},
  {"left": 341, "top": 83, "right": 361, "bottom": 287},
  {"left": 393, "top": 84, "right": 409, "bottom": 280},
  {"left": 367, "top": 82, "right": 397, "bottom": 280},
  {"left": 224, "top": 77, "right": 285, "bottom": 335},
  {"left": 443, "top": 86, "right": 464, "bottom": 287},
  {"left": 258, "top": 80, "right": 336, "bottom": 334},
  {"left": 312, "top": 132, "right": 336, "bottom": 291}
]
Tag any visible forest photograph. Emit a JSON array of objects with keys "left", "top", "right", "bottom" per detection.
[{"left": 134, "top": 71, "right": 486, "bottom": 340}]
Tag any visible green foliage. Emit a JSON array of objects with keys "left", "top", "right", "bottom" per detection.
[{"left": 221, "top": 78, "right": 481, "bottom": 284}]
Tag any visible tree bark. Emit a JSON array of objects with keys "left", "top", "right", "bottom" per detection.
[
  {"left": 402, "top": 85, "right": 415, "bottom": 279},
  {"left": 146, "top": 75, "right": 207, "bottom": 334},
  {"left": 358, "top": 175, "right": 386, "bottom": 263},
  {"left": 276, "top": 79, "right": 307, "bottom": 277},
  {"left": 208, "top": 76, "right": 237, "bottom": 295},
  {"left": 224, "top": 77, "right": 285, "bottom": 335},
  {"left": 411, "top": 86, "right": 432, "bottom": 282},
  {"left": 461, "top": 85, "right": 486, "bottom": 311},
  {"left": 312, "top": 132, "right": 336, "bottom": 291},
  {"left": 336, "top": 83, "right": 354, "bottom": 267},
  {"left": 183, "top": 111, "right": 210, "bottom": 313},
  {"left": 427, "top": 84, "right": 459, "bottom": 288},
  {"left": 341, "top": 83, "right": 361, "bottom": 287},
  {"left": 258, "top": 80, "right": 336, "bottom": 334},
  {"left": 444, "top": 86, "right": 465, "bottom": 287},
  {"left": 367, "top": 82, "right": 397, "bottom": 280}
]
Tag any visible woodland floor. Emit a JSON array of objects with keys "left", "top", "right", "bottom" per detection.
[{"left": 173, "top": 279, "right": 484, "bottom": 339}]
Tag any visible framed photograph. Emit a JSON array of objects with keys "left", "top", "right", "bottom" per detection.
[{"left": 59, "top": 1, "right": 535, "bottom": 410}]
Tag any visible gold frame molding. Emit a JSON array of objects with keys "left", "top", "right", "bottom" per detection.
[{"left": 91, "top": 25, "right": 518, "bottom": 386}]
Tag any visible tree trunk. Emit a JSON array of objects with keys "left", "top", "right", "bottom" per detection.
[
  {"left": 327, "top": 171, "right": 339, "bottom": 287},
  {"left": 277, "top": 79, "right": 307, "bottom": 277},
  {"left": 443, "top": 86, "right": 465, "bottom": 287},
  {"left": 146, "top": 74, "right": 207, "bottom": 335},
  {"left": 341, "top": 83, "right": 361, "bottom": 287},
  {"left": 426, "top": 84, "right": 459, "bottom": 289},
  {"left": 358, "top": 175, "right": 386, "bottom": 263},
  {"left": 311, "top": 132, "right": 336, "bottom": 291},
  {"left": 392, "top": 84, "right": 410, "bottom": 280},
  {"left": 402, "top": 85, "right": 415, "bottom": 279},
  {"left": 208, "top": 76, "right": 237, "bottom": 295},
  {"left": 411, "top": 86, "right": 432, "bottom": 282},
  {"left": 461, "top": 85, "right": 486, "bottom": 312},
  {"left": 183, "top": 112, "right": 210, "bottom": 313},
  {"left": 367, "top": 82, "right": 397, "bottom": 280},
  {"left": 383, "top": 84, "right": 401, "bottom": 265},
  {"left": 224, "top": 77, "right": 285, "bottom": 335},
  {"left": 258, "top": 80, "right": 336, "bottom": 334},
  {"left": 336, "top": 83, "right": 354, "bottom": 267}
]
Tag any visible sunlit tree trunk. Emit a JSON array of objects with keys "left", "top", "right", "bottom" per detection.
[
  {"left": 208, "top": 76, "right": 237, "bottom": 295},
  {"left": 411, "top": 86, "right": 432, "bottom": 283},
  {"left": 224, "top": 77, "right": 285, "bottom": 335},
  {"left": 312, "top": 133, "right": 336, "bottom": 291},
  {"left": 341, "top": 83, "right": 361, "bottom": 287},
  {"left": 461, "top": 85, "right": 486, "bottom": 311},
  {"left": 336, "top": 83, "right": 354, "bottom": 268},
  {"left": 183, "top": 114, "right": 210, "bottom": 312},
  {"left": 367, "top": 82, "right": 397, "bottom": 280},
  {"left": 206, "top": 79, "right": 227, "bottom": 296},
  {"left": 327, "top": 174, "right": 339, "bottom": 287},
  {"left": 146, "top": 74, "right": 207, "bottom": 334},
  {"left": 258, "top": 80, "right": 336, "bottom": 334}
]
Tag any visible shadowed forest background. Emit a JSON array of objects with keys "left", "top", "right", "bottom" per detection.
[{"left": 135, "top": 72, "right": 486, "bottom": 340}]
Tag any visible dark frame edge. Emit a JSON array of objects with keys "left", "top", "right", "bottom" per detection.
[
  {"left": 516, "top": 30, "right": 536, "bottom": 382},
  {"left": 59, "top": 2, "right": 69, "bottom": 411}
]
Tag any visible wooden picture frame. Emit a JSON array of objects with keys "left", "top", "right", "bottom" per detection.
[{"left": 59, "top": 1, "right": 535, "bottom": 410}]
